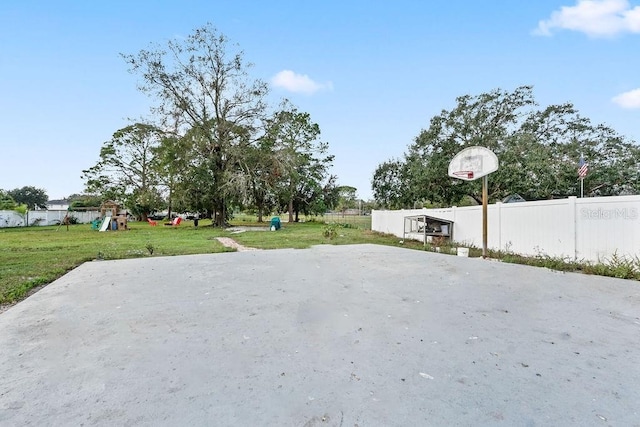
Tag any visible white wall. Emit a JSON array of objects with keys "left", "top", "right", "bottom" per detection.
[
  {"left": 372, "top": 195, "right": 640, "bottom": 263},
  {"left": 0, "top": 210, "right": 101, "bottom": 227}
]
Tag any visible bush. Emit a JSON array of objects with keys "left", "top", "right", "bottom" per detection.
[{"left": 323, "top": 224, "right": 337, "bottom": 239}]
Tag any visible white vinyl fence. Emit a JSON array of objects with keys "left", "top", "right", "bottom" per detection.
[
  {"left": 372, "top": 195, "right": 640, "bottom": 263},
  {"left": 0, "top": 210, "right": 101, "bottom": 228}
]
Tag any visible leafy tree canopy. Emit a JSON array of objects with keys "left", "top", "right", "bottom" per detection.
[
  {"left": 67, "top": 194, "right": 104, "bottom": 210},
  {"left": 264, "top": 104, "right": 335, "bottom": 222},
  {"left": 335, "top": 186, "right": 359, "bottom": 213},
  {"left": 122, "top": 23, "right": 269, "bottom": 226},
  {"left": 82, "top": 123, "right": 165, "bottom": 219},
  {"left": 0, "top": 190, "right": 17, "bottom": 210},
  {"left": 85, "top": 24, "right": 336, "bottom": 224},
  {"left": 7, "top": 186, "right": 48, "bottom": 210},
  {"left": 372, "top": 86, "right": 640, "bottom": 207}
]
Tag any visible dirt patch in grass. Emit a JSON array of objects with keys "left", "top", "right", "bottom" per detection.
[
  {"left": 215, "top": 237, "right": 260, "bottom": 252},
  {"left": 226, "top": 226, "right": 270, "bottom": 234}
]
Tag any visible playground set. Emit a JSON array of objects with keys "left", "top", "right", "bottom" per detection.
[{"left": 91, "top": 201, "right": 128, "bottom": 232}]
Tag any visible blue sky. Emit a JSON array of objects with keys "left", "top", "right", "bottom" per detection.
[{"left": 1, "top": 0, "right": 639, "bottom": 200}]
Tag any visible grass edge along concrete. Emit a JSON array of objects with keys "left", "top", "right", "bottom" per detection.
[{"left": 1, "top": 219, "right": 638, "bottom": 307}]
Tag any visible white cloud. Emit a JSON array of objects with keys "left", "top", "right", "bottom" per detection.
[
  {"left": 612, "top": 88, "right": 640, "bottom": 108},
  {"left": 271, "top": 70, "right": 333, "bottom": 95},
  {"left": 534, "top": 0, "right": 640, "bottom": 37}
]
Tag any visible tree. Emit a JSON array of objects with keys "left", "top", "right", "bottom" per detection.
[
  {"left": 361, "top": 199, "right": 382, "bottom": 214},
  {"left": 122, "top": 24, "right": 268, "bottom": 226},
  {"left": 371, "top": 159, "right": 413, "bottom": 209},
  {"left": 336, "top": 185, "right": 358, "bottom": 215},
  {"left": 0, "top": 190, "right": 28, "bottom": 226},
  {"left": 0, "top": 190, "right": 17, "bottom": 210},
  {"left": 318, "top": 175, "right": 341, "bottom": 214},
  {"left": 82, "top": 123, "right": 165, "bottom": 220},
  {"left": 154, "top": 129, "right": 193, "bottom": 219},
  {"left": 67, "top": 194, "right": 103, "bottom": 210},
  {"left": 7, "top": 186, "right": 48, "bottom": 210},
  {"left": 406, "top": 86, "right": 536, "bottom": 205},
  {"left": 265, "top": 105, "right": 334, "bottom": 222},
  {"left": 374, "top": 86, "right": 640, "bottom": 207},
  {"left": 578, "top": 127, "right": 640, "bottom": 197},
  {"left": 288, "top": 173, "right": 338, "bottom": 220},
  {"left": 236, "top": 137, "right": 279, "bottom": 222}
]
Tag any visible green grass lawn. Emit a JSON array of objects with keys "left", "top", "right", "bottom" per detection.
[
  {"left": 230, "top": 213, "right": 372, "bottom": 230},
  {"left": 0, "top": 220, "right": 229, "bottom": 304},
  {"left": 228, "top": 221, "right": 403, "bottom": 250},
  {"left": 0, "top": 219, "right": 412, "bottom": 305},
  {"left": 3, "top": 217, "right": 636, "bottom": 306}
]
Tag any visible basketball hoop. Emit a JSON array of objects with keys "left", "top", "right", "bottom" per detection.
[
  {"left": 448, "top": 146, "right": 500, "bottom": 259},
  {"left": 452, "top": 171, "right": 474, "bottom": 179},
  {"left": 447, "top": 146, "right": 498, "bottom": 181}
]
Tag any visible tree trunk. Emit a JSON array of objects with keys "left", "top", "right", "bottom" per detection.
[
  {"left": 257, "top": 203, "right": 263, "bottom": 223},
  {"left": 288, "top": 199, "right": 294, "bottom": 223},
  {"left": 216, "top": 199, "right": 226, "bottom": 227}
]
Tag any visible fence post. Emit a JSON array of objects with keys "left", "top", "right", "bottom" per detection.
[
  {"left": 496, "top": 202, "right": 502, "bottom": 251},
  {"left": 568, "top": 196, "right": 577, "bottom": 261},
  {"left": 452, "top": 206, "right": 457, "bottom": 242}
]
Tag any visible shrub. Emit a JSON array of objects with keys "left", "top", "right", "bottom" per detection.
[{"left": 323, "top": 224, "right": 337, "bottom": 239}]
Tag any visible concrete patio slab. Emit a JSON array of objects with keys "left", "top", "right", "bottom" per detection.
[{"left": 1, "top": 244, "right": 639, "bottom": 426}]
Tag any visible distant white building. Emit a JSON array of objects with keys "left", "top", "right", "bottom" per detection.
[{"left": 46, "top": 199, "right": 70, "bottom": 211}]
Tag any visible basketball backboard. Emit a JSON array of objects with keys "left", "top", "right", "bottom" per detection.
[{"left": 448, "top": 146, "right": 499, "bottom": 181}]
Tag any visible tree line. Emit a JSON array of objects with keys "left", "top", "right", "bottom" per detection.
[
  {"left": 372, "top": 86, "right": 640, "bottom": 208},
  {"left": 0, "top": 186, "right": 48, "bottom": 211},
  {"left": 82, "top": 24, "right": 343, "bottom": 225}
]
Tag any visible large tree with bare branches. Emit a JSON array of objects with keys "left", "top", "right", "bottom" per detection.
[{"left": 122, "top": 24, "right": 269, "bottom": 226}]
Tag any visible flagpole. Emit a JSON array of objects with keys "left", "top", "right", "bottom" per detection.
[{"left": 578, "top": 153, "right": 587, "bottom": 198}]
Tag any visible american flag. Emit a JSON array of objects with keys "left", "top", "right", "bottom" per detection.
[{"left": 578, "top": 154, "right": 588, "bottom": 178}]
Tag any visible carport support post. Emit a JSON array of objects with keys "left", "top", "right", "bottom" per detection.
[{"left": 482, "top": 175, "right": 488, "bottom": 259}]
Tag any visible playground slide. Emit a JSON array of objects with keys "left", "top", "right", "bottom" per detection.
[{"left": 99, "top": 216, "right": 112, "bottom": 232}]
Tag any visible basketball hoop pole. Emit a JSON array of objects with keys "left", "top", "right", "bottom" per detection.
[
  {"left": 482, "top": 175, "right": 488, "bottom": 259},
  {"left": 448, "top": 146, "right": 499, "bottom": 260}
]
